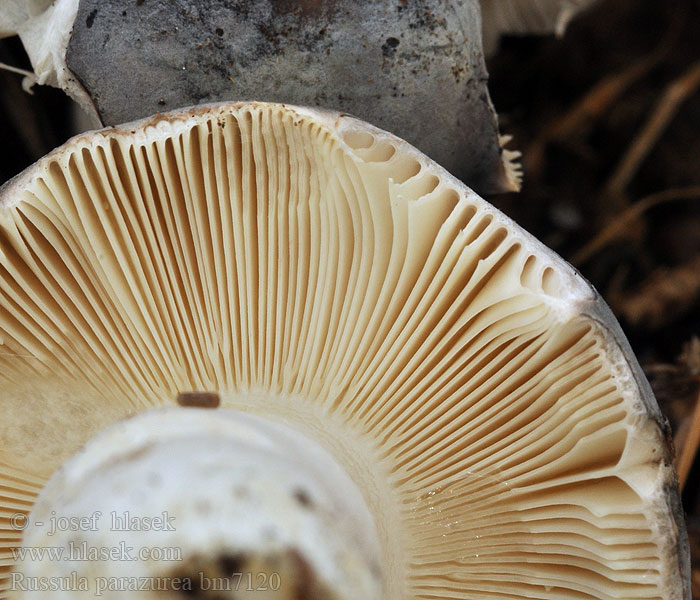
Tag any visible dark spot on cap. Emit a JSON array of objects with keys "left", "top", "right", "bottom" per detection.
[
  {"left": 232, "top": 485, "right": 249, "bottom": 499},
  {"left": 381, "top": 37, "right": 400, "bottom": 58},
  {"left": 177, "top": 391, "right": 220, "bottom": 408},
  {"left": 86, "top": 9, "right": 97, "bottom": 28},
  {"left": 271, "top": 0, "right": 330, "bottom": 16},
  {"left": 215, "top": 27, "right": 224, "bottom": 37},
  {"left": 293, "top": 488, "right": 313, "bottom": 508}
]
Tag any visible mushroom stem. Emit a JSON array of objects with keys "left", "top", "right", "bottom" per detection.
[{"left": 15, "top": 408, "right": 383, "bottom": 599}]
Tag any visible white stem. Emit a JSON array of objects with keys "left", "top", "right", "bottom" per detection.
[{"left": 15, "top": 408, "right": 383, "bottom": 599}]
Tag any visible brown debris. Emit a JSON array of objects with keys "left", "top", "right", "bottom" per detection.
[
  {"left": 613, "top": 253, "right": 700, "bottom": 329},
  {"left": 176, "top": 391, "right": 221, "bottom": 409},
  {"left": 602, "top": 59, "right": 700, "bottom": 211},
  {"left": 526, "top": 49, "right": 664, "bottom": 180},
  {"left": 571, "top": 185, "right": 700, "bottom": 265}
]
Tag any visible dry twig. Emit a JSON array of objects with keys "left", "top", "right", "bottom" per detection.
[
  {"left": 571, "top": 185, "right": 700, "bottom": 265},
  {"left": 603, "top": 59, "right": 700, "bottom": 203},
  {"left": 526, "top": 50, "right": 664, "bottom": 177},
  {"left": 675, "top": 338, "right": 700, "bottom": 488}
]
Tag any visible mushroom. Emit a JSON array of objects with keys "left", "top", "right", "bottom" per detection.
[
  {"left": 0, "top": 0, "right": 520, "bottom": 194},
  {"left": 0, "top": 0, "right": 96, "bottom": 116},
  {"left": 480, "top": 0, "right": 599, "bottom": 55},
  {"left": 0, "top": 101, "right": 690, "bottom": 599}
]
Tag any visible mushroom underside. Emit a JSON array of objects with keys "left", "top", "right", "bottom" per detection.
[{"left": 0, "top": 102, "right": 688, "bottom": 599}]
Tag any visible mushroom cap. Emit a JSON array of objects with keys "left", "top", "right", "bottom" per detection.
[
  {"left": 480, "top": 0, "right": 599, "bottom": 55},
  {"left": 4, "top": 0, "right": 520, "bottom": 193},
  {"left": 0, "top": 101, "right": 690, "bottom": 599}
]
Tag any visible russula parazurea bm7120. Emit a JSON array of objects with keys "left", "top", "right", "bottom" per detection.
[{"left": 0, "top": 102, "right": 690, "bottom": 599}]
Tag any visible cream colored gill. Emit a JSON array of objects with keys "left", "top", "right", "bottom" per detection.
[{"left": 0, "top": 102, "right": 686, "bottom": 599}]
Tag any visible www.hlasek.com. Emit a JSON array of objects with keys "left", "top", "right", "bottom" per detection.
[
  {"left": 12, "top": 541, "right": 182, "bottom": 563},
  {"left": 11, "top": 571, "right": 283, "bottom": 595}
]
